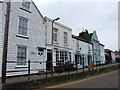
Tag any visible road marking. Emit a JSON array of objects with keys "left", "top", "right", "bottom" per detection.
[{"left": 46, "top": 70, "right": 118, "bottom": 88}]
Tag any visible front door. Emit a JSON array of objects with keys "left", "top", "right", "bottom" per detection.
[
  {"left": 75, "top": 54, "right": 82, "bottom": 68},
  {"left": 47, "top": 50, "right": 52, "bottom": 70},
  {"left": 82, "top": 55, "right": 84, "bottom": 68}
]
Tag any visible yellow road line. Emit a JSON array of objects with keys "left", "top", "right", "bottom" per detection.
[{"left": 46, "top": 70, "right": 118, "bottom": 88}]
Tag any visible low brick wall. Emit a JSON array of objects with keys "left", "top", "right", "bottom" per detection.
[{"left": 2, "top": 64, "right": 120, "bottom": 90}]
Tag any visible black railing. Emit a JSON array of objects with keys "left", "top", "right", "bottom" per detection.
[{"left": 1, "top": 60, "right": 118, "bottom": 84}]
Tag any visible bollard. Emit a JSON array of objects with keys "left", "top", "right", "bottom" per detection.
[{"left": 28, "top": 60, "right": 31, "bottom": 81}]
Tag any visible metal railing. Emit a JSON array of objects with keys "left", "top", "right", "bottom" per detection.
[{"left": 1, "top": 60, "right": 118, "bottom": 84}]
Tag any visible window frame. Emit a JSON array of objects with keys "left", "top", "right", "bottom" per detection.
[
  {"left": 76, "top": 40, "right": 79, "bottom": 50},
  {"left": 17, "top": 16, "right": 29, "bottom": 37},
  {"left": 56, "top": 50, "right": 59, "bottom": 66},
  {"left": 16, "top": 45, "right": 27, "bottom": 66},
  {"left": 64, "top": 32, "right": 68, "bottom": 45},
  {"left": 59, "top": 50, "right": 69, "bottom": 64},
  {"left": 21, "top": 0, "right": 31, "bottom": 12},
  {"left": 53, "top": 28, "right": 58, "bottom": 42}
]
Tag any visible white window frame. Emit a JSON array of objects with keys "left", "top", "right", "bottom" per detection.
[
  {"left": 16, "top": 45, "right": 27, "bottom": 66},
  {"left": 56, "top": 50, "right": 59, "bottom": 66},
  {"left": 21, "top": 0, "right": 31, "bottom": 11},
  {"left": 76, "top": 40, "right": 79, "bottom": 50},
  {"left": 77, "top": 55, "right": 80, "bottom": 64},
  {"left": 69, "top": 52, "right": 72, "bottom": 62},
  {"left": 60, "top": 50, "right": 69, "bottom": 64},
  {"left": 18, "top": 16, "right": 29, "bottom": 37},
  {"left": 53, "top": 28, "right": 58, "bottom": 42},
  {"left": 64, "top": 32, "right": 68, "bottom": 45}
]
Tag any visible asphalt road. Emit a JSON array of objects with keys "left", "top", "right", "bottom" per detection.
[{"left": 47, "top": 70, "right": 119, "bottom": 88}]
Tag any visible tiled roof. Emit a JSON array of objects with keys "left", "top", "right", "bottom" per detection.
[{"left": 72, "top": 34, "right": 92, "bottom": 44}]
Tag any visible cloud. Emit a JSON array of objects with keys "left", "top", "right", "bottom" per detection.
[{"left": 34, "top": 1, "right": 118, "bottom": 50}]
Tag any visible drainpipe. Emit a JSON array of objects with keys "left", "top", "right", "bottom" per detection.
[{"left": 1, "top": 1, "right": 11, "bottom": 84}]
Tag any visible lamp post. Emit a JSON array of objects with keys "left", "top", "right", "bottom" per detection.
[
  {"left": 51, "top": 17, "right": 60, "bottom": 76},
  {"left": 51, "top": 17, "right": 60, "bottom": 45}
]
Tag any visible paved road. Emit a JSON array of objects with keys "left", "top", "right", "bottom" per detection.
[{"left": 47, "top": 70, "right": 119, "bottom": 88}]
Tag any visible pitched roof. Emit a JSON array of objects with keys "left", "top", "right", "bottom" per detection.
[
  {"left": 99, "top": 43, "right": 105, "bottom": 46},
  {"left": 72, "top": 34, "right": 92, "bottom": 44},
  {"left": 105, "top": 49, "right": 114, "bottom": 52},
  {"left": 31, "top": 0, "right": 44, "bottom": 19},
  {"left": 44, "top": 16, "right": 72, "bottom": 31}
]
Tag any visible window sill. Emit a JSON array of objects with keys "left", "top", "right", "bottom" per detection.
[
  {"left": 15, "top": 65, "right": 28, "bottom": 68},
  {"left": 76, "top": 49, "right": 80, "bottom": 51},
  {"left": 16, "top": 34, "right": 29, "bottom": 39},
  {"left": 53, "top": 41, "right": 59, "bottom": 45},
  {"left": 20, "top": 7, "right": 32, "bottom": 13},
  {"left": 64, "top": 44, "right": 68, "bottom": 46}
]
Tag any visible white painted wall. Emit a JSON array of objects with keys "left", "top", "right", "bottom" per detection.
[
  {"left": 45, "top": 16, "right": 73, "bottom": 68},
  {"left": 44, "top": 16, "right": 73, "bottom": 50},
  {"left": 72, "top": 38, "right": 92, "bottom": 55},
  {"left": 0, "top": 3, "right": 3, "bottom": 77},
  {"left": 72, "top": 38, "right": 93, "bottom": 67},
  {"left": 0, "top": 1, "right": 46, "bottom": 76}
]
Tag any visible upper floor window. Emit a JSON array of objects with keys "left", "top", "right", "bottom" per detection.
[
  {"left": 53, "top": 28, "right": 58, "bottom": 42},
  {"left": 22, "top": 1, "right": 31, "bottom": 11},
  {"left": 76, "top": 40, "right": 79, "bottom": 50},
  {"left": 64, "top": 32, "right": 68, "bottom": 44},
  {"left": 18, "top": 17, "right": 28, "bottom": 36},
  {"left": 17, "top": 46, "right": 27, "bottom": 66}
]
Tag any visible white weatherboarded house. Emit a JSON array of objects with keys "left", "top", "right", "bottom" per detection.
[{"left": 0, "top": 0, "right": 46, "bottom": 77}]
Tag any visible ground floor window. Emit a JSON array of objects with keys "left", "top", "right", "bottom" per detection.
[
  {"left": 76, "top": 54, "right": 82, "bottom": 65},
  {"left": 88, "top": 55, "right": 92, "bottom": 62},
  {"left": 77, "top": 55, "right": 80, "bottom": 64},
  {"left": 17, "top": 46, "right": 27, "bottom": 65},
  {"left": 56, "top": 50, "right": 71, "bottom": 66},
  {"left": 60, "top": 51, "right": 64, "bottom": 64}
]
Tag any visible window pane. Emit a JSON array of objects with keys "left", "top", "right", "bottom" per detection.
[
  {"left": 76, "top": 40, "right": 79, "bottom": 49},
  {"left": 17, "top": 46, "right": 27, "bottom": 65},
  {"left": 22, "top": 1, "right": 30, "bottom": 11},
  {"left": 56, "top": 51, "right": 59, "bottom": 66},
  {"left": 53, "top": 28, "right": 58, "bottom": 42},
  {"left": 18, "top": 17, "right": 28, "bottom": 36},
  {"left": 64, "top": 32, "right": 67, "bottom": 44}
]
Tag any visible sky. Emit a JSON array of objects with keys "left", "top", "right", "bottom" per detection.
[{"left": 33, "top": 0, "right": 118, "bottom": 51}]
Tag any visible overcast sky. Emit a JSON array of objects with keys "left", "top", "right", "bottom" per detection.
[{"left": 33, "top": 0, "right": 118, "bottom": 51}]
